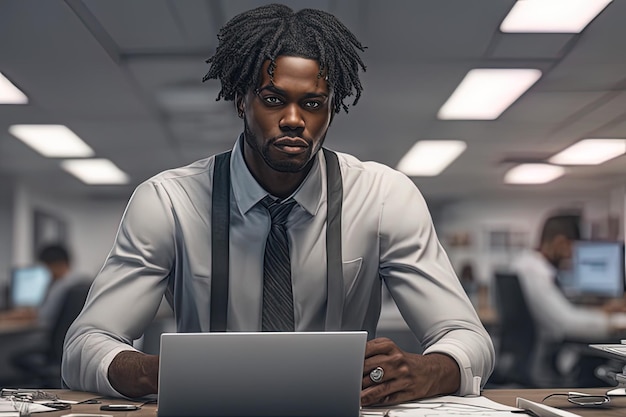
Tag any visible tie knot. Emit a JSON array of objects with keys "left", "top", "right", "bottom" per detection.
[{"left": 261, "top": 196, "right": 296, "bottom": 225}]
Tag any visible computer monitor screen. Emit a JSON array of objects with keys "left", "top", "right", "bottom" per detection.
[
  {"left": 10, "top": 266, "right": 52, "bottom": 308},
  {"left": 572, "top": 241, "right": 625, "bottom": 298}
]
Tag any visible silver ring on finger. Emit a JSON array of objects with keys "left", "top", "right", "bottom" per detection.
[{"left": 369, "top": 366, "right": 384, "bottom": 383}]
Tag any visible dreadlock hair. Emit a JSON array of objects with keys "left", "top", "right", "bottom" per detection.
[{"left": 202, "top": 3, "right": 366, "bottom": 114}]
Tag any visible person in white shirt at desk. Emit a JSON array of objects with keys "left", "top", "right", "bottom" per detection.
[
  {"left": 513, "top": 214, "right": 626, "bottom": 341},
  {"left": 62, "top": 3, "right": 494, "bottom": 405},
  {"left": 8, "top": 244, "right": 91, "bottom": 383},
  {"left": 512, "top": 213, "right": 626, "bottom": 385}
]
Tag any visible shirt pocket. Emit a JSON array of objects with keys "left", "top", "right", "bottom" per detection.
[{"left": 343, "top": 257, "right": 363, "bottom": 300}]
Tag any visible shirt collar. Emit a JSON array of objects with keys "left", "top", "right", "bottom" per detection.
[{"left": 230, "top": 134, "right": 323, "bottom": 216}]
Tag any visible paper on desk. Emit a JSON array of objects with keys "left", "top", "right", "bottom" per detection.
[
  {"left": 516, "top": 398, "right": 581, "bottom": 417},
  {"left": 0, "top": 399, "right": 19, "bottom": 417},
  {"left": 0, "top": 398, "right": 59, "bottom": 415},
  {"left": 361, "top": 395, "right": 521, "bottom": 416}
]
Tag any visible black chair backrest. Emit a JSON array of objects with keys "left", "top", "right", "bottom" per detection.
[
  {"left": 493, "top": 272, "right": 537, "bottom": 385},
  {"left": 48, "top": 282, "right": 91, "bottom": 363}
]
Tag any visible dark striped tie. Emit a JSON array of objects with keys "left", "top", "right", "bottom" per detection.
[{"left": 261, "top": 196, "right": 297, "bottom": 331}]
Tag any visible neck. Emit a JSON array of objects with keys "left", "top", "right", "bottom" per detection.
[{"left": 538, "top": 246, "right": 559, "bottom": 268}]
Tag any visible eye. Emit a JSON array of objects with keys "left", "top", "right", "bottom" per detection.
[
  {"left": 261, "top": 96, "right": 283, "bottom": 106},
  {"left": 304, "top": 100, "right": 322, "bottom": 109}
]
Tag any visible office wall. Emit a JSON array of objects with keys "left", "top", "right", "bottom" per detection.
[
  {"left": 10, "top": 182, "right": 128, "bottom": 277},
  {"left": 61, "top": 199, "right": 128, "bottom": 276},
  {"left": 0, "top": 178, "right": 14, "bottom": 289}
]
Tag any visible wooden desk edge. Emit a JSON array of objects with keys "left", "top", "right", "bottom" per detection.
[{"left": 9, "top": 387, "right": 625, "bottom": 417}]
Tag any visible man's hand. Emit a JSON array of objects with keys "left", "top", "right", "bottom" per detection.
[
  {"left": 361, "top": 338, "right": 460, "bottom": 406},
  {"left": 108, "top": 351, "right": 159, "bottom": 398}
]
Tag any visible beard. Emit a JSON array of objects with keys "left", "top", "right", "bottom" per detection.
[{"left": 243, "top": 118, "right": 325, "bottom": 173}]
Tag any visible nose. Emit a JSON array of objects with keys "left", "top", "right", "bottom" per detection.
[{"left": 279, "top": 103, "right": 305, "bottom": 131}]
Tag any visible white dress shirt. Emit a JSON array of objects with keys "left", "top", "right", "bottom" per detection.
[{"left": 62, "top": 138, "right": 494, "bottom": 397}]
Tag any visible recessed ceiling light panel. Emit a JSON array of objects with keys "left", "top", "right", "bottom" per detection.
[
  {"left": 61, "top": 158, "right": 130, "bottom": 185},
  {"left": 9, "top": 124, "right": 94, "bottom": 157},
  {"left": 549, "top": 139, "right": 626, "bottom": 165},
  {"left": 397, "top": 140, "right": 467, "bottom": 176},
  {"left": 438, "top": 69, "right": 541, "bottom": 120},
  {"left": 504, "top": 163, "right": 565, "bottom": 184},
  {"left": 501, "top": 0, "right": 613, "bottom": 33}
]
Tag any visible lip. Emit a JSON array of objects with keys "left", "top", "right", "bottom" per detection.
[{"left": 273, "top": 136, "right": 309, "bottom": 154}]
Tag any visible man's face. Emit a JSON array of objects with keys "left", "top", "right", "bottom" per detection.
[
  {"left": 239, "top": 56, "right": 333, "bottom": 178},
  {"left": 548, "top": 235, "right": 574, "bottom": 269}
]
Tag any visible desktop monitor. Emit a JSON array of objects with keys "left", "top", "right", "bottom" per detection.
[
  {"left": 571, "top": 240, "right": 625, "bottom": 298},
  {"left": 10, "top": 265, "right": 52, "bottom": 308}
]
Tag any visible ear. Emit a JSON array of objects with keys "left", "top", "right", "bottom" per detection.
[{"left": 235, "top": 92, "right": 245, "bottom": 119}]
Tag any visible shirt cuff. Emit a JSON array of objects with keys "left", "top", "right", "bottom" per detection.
[
  {"left": 96, "top": 346, "right": 139, "bottom": 398},
  {"left": 423, "top": 341, "right": 478, "bottom": 396}
]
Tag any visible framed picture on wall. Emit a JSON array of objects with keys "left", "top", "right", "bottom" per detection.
[
  {"left": 488, "top": 230, "right": 509, "bottom": 251},
  {"left": 33, "top": 209, "right": 67, "bottom": 255},
  {"left": 486, "top": 228, "right": 529, "bottom": 251}
]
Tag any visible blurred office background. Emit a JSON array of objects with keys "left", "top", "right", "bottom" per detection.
[{"left": 1, "top": 0, "right": 625, "bottom": 388}]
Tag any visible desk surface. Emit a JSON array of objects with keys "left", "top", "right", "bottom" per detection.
[
  {"left": 7, "top": 388, "right": 623, "bottom": 417},
  {"left": 0, "top": 318, "right": 40, "bottom": 335}
]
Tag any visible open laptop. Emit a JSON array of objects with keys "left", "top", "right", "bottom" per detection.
[{"left": 157, "top": 331, "right": 367, "bottom": 417}]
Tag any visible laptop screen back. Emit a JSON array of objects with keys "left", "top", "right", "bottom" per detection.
[{"left": 157, "top": 331, "right": 367, "bottom": 417}]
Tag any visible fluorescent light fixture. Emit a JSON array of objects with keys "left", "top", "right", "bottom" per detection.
[
  {"left": 0, "top": 72, "right": 28, "bottom": 104},
  {"left": 61, "top": 158, "right": 130, "bottom": 185},
  {"left": 9, "top": 124, "right": 95, "bottom": 157},
  {"left": 504, "top": 163, "right": 565, "bottom": 184},
  {"left": 438, "top": 69, "right": 542, "bottom": 120},
  {"left": 549, "top": 138, "right": 626, "bottom": 165},
  {"left": 501, "top": 0, "right": 612, "bottom": 33},
  {"left": 397, "top": 140, "right": 467, "bottom": 176}
]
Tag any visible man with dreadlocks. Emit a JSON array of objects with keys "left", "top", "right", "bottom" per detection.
[{"left": 63, "top": 3, "right": 494, "bottom": 405}]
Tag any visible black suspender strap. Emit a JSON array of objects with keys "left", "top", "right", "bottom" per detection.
[
  {"left": 209, "top": 148, "right": 344, "bottom": 331},
  {"left": 210, "top": 151, "right": 231, "bottom": 331},
  {"left": 322, "top": 148, "right": 344, "bottom": 330}
]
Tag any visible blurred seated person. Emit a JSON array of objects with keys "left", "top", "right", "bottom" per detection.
[
  {"left": 511, "top": 213, "right": 626, "bottom": 385},
  {"left": 8, "top": 244, "right": 92, "bottom": 386},
  {"left": 0, "top": 244, "right": 90, "bottom": 326}
]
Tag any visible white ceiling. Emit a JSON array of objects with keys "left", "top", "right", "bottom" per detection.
[{"left": 1, "top": 0, "right": 625, "bottom": 206}]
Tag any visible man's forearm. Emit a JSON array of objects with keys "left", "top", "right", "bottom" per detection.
[{"left": 108, "top": 351, "right": 159, "bottom": 398}]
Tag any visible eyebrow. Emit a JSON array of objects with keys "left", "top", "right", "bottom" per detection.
[{"left": 256, "top": 85, "right": 329, "bottom": 100}]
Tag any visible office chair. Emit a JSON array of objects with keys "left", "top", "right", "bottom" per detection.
[
  {"left": 490, "top": 272, "right": 538, "bottom": 387},
  {"left": 48, "top": 282, "right": 91, "bottom": 367},
  {"left": 12, "top": 281, "right": 91, "bottom": 388},
  {"left": 490, "top": 272, "right": 597, "bottom": 388}
]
